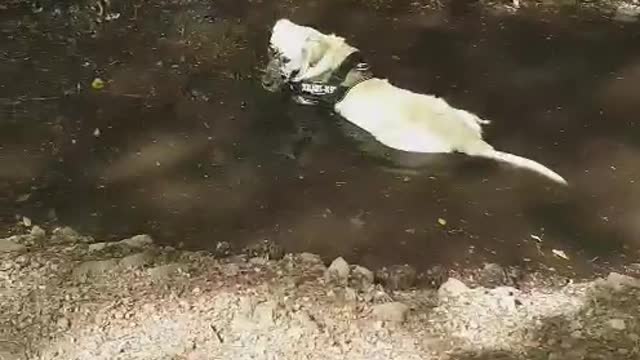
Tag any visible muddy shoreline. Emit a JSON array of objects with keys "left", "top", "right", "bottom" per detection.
[{"left": 2, "top": 225, "right": 640, "bottom": 359}]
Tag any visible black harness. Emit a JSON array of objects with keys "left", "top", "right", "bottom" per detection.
[{"left": 288, "top": 51, "right": 372, "bottom": 107}]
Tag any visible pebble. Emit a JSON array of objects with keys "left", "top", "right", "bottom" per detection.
[
  {"left": 30, "top": 225, "right": 46, "bottom": 240},
  {"left": 371, "top": 302, "right": 409, "bottom": 324},
  {"left": 147, "top": 264, "right": 185, "bottom": 282},
  {"left": 375, "top": 264, "right": 417, "bottom": 290},
  {"left": 253, "top": 301, "right": 277, "bottom": 327},
  {"left": 325, "top": 257, "right": 350, "bottom": 284},
  {"left": 88, "top": 242, "right": 109, "bottom": 252},
  {"left": 298, "top": 252, "right": 324, "bottom": 265},
  {"left": 118, "top": 234, "right": 153, "bottom": 249},
  {"left": 438, "top": 278, "right": 469, "bottom": 298},
  {"left": 608, "top": 318, "right": 626, "bottom": 331},
  {"left": 72, "top": 259, "right": 119, "bottom": 278},
  {"left": 351, "top": 265, "right": 374, "bottom": 289},
  {"left": 119, "top": 252, "right": 155, "bottom": 268},
  {"left": 477, "top": 263, "right": 508, "bottom": 288},
  {"left": 56, "top": 316, "right": 71, "bottom": 330}
]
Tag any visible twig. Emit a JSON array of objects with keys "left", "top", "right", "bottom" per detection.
[{"left": 210, "top": 324, "right": 224, "bottom": 343}]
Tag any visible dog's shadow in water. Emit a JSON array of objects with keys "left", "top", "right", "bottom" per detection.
[{"left": 332, "top": 116, "right": 498, "bottom": 180}]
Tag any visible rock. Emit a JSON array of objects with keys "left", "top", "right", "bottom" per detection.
[
  {"left": 88, "top": 242, "right": 109, "bottom": 252},
  {"left": 148, "top": 264, "right": 185, "bottom": 282},
  {"left": 119, "top": 252, "right": 155, "bottom": 268},
  {"left": 30, "top": 225, "right": 46, "bottom": 241},
  {"left": 249, "top": 257, "right": 268, "bottom": 266},
  {"left": 477, "top": 263, "right": 508, "bottom": 288},
  {"left": 52, "top": 227, "right": 92, "bottom": 244},
  {"left": 245, "top": 239, "right": 285, "bottom": 260},
  {"left": 597, "top": 272, "right": 640, "bottom": 291},
  {"left": 438, "top": 278, "right": 469, "bottom": 298},
  {"left": 0, "top": 238, "right": 26, "bottom": 253},
  {"left": 351, "top": 265, "right": 374, "bottom": 289},
  {"left": 298, "top": 252, "right": 324, "bottom": 265},
  {"left": 213, "top": 241, "right": 232, "bottom": 257},
  {"left": 253, "top": 301, "right": 277, "bottom": 326},
  {"left": 325, "top": 257, "right": 350, "bottom": 284},
  {"left": 608, "top": 319, "right": 626, "bottom": 331},
  {"left": 73, "top": 259, "right": 119, "bottom": 278},
  {"left": 371, "top": 302, "right": 409, "bottom": 323},
  {"left": 56, "top": 316, "right": 71, "bottom": 330},
  {"left": 421, "top": 265, "right": 448, "bottom": 289},
  {"left": 118, "top": 234, "right": 153, "bottom": 248},
  {"left": 375, "top": 264, "right": 417, "bottom": 290}
]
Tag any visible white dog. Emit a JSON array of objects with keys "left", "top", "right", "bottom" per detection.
[{"left": 261, "top": 19, "right": 568, "bottom": 185}]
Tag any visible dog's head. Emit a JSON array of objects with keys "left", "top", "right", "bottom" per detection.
[{"left": 261, "top": 19, "right": 329, "bottom": 92}]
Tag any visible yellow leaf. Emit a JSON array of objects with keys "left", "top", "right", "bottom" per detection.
[
  {"left": 437, "top": 218, "right": 447, "bottom": 226},
  {"left": 91, "top": 78, "right": 105, "bottom": 90}
]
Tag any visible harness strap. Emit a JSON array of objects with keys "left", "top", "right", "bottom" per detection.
[{"left": 288, "top": 51, "right": 372, "bottom": 107}]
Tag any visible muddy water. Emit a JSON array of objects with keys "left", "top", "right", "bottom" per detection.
[{"left": 2, "top": 1, "right": 640, "bottom": 274}]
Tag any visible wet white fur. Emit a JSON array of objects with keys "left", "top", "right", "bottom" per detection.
[{"left": 269, "top": 19, "right": 567, "bottom": 185}]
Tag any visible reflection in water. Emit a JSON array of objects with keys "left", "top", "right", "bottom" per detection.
[{"left": 1, "top": 1, "right": 640, "bottom": 275}]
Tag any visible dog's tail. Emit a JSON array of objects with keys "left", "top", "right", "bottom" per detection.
[{"left": 474, "top": 148, "right": 568, "bottom": 185}]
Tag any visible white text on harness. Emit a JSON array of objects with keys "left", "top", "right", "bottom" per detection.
[{"left": 301, "top": 83, "right": 337, "bottom": 95}]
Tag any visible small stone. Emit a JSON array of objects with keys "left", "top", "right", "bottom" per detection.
[
  {"left": 325, "top": 257, "right": 350, "bottom": 284},
  {"left": 148, "top": 264, "right": 185, "bottom": 282},
  {"left": 351, "top": 265, "right": 374, "bottom": 289},
  {"left": 119, "top": 252, "right": 155, "bottom": 268},
  {"left": 88, "top": 242, "right": 109, "bottom": 252},
  {"left": 245, "top": 239, "right": 285, "bottom": 260},
  {"left": 0, "top": 238, "right": 26, "bottom": 253},
  {"left": 57, "top": 316, "right": 70, "bottom": 330},
  {"left": 249, "top": 257, "right": 268, "bottom": 266},
  {"left": 375, "top": 264, "right": 417, "bottom": 290},
  {"left": 298, "top": 253, "right": 324, "bottom": 265},
  {"left": 52, "top": 227, "right": 92, "bottom": 244},
  {"left": 30, "top": 226, "right": 46, "bottom": 240},
  {"left": 371, "top": 302, "right": 409, "bottom": 323},
  {"left": 213, "top": 241, "right": 232, "bottom": 257},
  {"left": 118, "top": 234, "right": 153, "bottom": 248},
  {"left": 73, "top": 259, "right": 119, "bottom": 278},
  {"left": 253, "top": 301, "right": 277, "bottom": 327},
  {"left": 608, "top": 318, "right": 626, "bottom": 331},
  {"left": 477, "top": 263, "right": 508, "bottom": 288},
  {"left": 438, "top": 278, "right": 469, "bottom": 298}
]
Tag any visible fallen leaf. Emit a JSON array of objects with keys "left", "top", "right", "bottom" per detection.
[
  {"left": 437, "top": 218, "right": 447, "bottom": 226},
  {"left": 552, "top": 249, "right": 569, "bottom": 260},
  {"left": 93, "top": 128, "right": 101, "bottom": 137},
  {"left": 22, "top": 216, "right": 32, "bottom": 227},
  {"left": 16, "top": 194, "right": 31, "bottom": 202},
  {"left": 91, "top": 78, "right": 105, "bottom": 90},
  {"left": 530, "top": 234, "right": 543, "bottom": 242}
]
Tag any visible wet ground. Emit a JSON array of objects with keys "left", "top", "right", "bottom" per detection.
[{"left": 1, "top": 0, "right": 640, "bottom": 275}]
